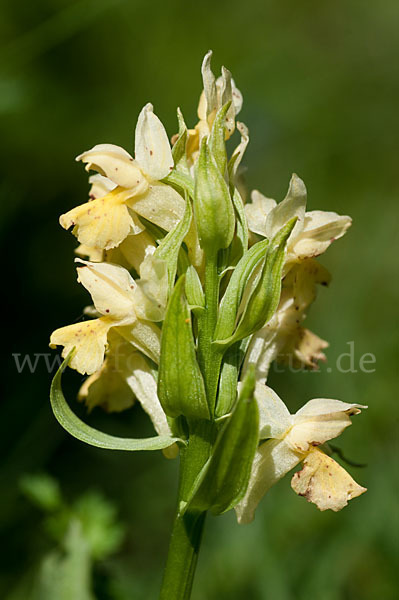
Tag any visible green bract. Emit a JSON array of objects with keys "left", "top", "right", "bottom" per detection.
[
  {"left": 183, "top": 366, "right": 259, "bottom": 515},
  {"left": 158, "top": 277, "right": 210, "bottom": 419},
  {"left": 214, "top": 218, "right": 297, "bottom": 348}
]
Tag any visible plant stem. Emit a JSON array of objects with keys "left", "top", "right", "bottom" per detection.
[
  {"left": 198, "top": 250, "right": 223, "bottom": 414},
  {"left": 160, "top": 420, "right": 214, "bottom": 600},
  {"left": 160, "top": 251, "right": 223, "bottom": 599}
]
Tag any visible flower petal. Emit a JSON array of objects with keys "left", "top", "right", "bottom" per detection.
[
  {"left": 78, "top": 360, "right": 135, "bottom": 413},
  {"left": 295, "top": 398, "right": 367, "bottom": 418},
  {"left": 88, "top": 174, "right": 117, "bottom": 199},
  {"left": 113, "top": 230, "right": 156, "bottom": 271},
  {"left": 200, "top": 50, "right": 217, "bottom": 121},
  {"left": 265, "top": 173, "right": 307, "bottom": 240},
  {"left": 123, "top": 351, "right": 177, "bottom": 457},
  {"left": 76, "top": 143, "right": 147, "bottom": 190},
  {"left": 50, "top": 318, "right": 112, "bottom": 375},
  {"left": 245, "top": 190, "right": 277, "bottom": 237},
  {"left": 254, "top": 383, "right": 292, "bottom": 439},
  {"left": 60, "top": 188, "right": 144, "bottom": 250},
  {"left": 128, "top": 181, "right": 185, "bottom": 232},
  {"left": 76, "top": 259, "right": 137, "bottom": 320},
  {"left": 235, "top": 439, "right": 302, "bottom": 524},
  {"left": 291, "top": 448, "right": 366, "bottom": 511},
  {"left": 293, "top": 211, "right": 352, "bottom": 259},
  {"left": 135, "top": 103, "right": 174, "bottom": 180},
  {"left": 133, "top": 253, "right": 169, "bottom": 322},
  {"left": 117, "top": 320, "right": 161, "bottom": 365},
  {"left": 75, "top": 244, "right": 104, "bottom": 262},
  {"left": 286, "top": 399, "right": 366, "bottom": 452}
]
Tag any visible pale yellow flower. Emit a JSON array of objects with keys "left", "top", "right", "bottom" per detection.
[
  {"left": 60, "top": 104, "right": 185, "bottom": 250},
  {"left": 245, "top": 174, "right": 352, "bottom": 266},
  {"left": 50, "top": 260, "right": 161, "bottom": 374},
  {"left": 186, "top": 51, "right": 243, "bottom": 161},
  {"left": 75, "top": 174, "right": 158, "bottom": 271},
  {"left": 235, "top": 385, "right": 366, "bottom": 523},
  {"left": 78, "top": 330, "right": 178, "bottom": 458},
  {"left": 244, "top": 259, "right": 331, "bottom": 380}
]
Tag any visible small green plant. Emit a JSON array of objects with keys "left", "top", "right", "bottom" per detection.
[
  {"left": 49, "top": 51, "right": 366, "bottom": 599},
  {"left": 19, "top": 473, "right": 124, "bottom": 600}
]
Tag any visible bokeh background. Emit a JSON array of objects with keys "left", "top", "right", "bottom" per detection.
[{"left": 1, "top": 1, "right": 397, "bottom": 598}]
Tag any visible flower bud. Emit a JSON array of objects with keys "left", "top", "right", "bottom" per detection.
[{"left": 193, "top": 139, "right": 235, "bottom": 254}]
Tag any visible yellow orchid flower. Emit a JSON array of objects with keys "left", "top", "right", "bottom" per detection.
[
  {"left": 235, "top": 385, "right": 367, "bottom": 523},
  {"left": 78, "top": 330, "right": 178, "bottom": 458},
  {"left": 244, "top": 259, "right": 331, "bottom": 380},
  {"left": 75, "top": 173, "right": 158, "bottom": 270},
  {"left": 49, "top": 260, "right": 162, "bottom": 375},
  {"left": 186, "top": 50, "right": 243, "bottom": 161},
  {"left": 245, "top": 173, "right": 352, "bottom": 267},
  {"left": 60, "top": 104, "right": 185, "bottom": 250}
]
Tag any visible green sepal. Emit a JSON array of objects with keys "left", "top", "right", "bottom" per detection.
[
  {"left": 171, "top": 108, "right": 190, "bottom": 176},
  {"left": 214, "top": 218, "right": 296, "bottom": 348},
  {"left": 193, "top": 138, "right": 235, "bottom": 253},
  {"left": 213, "top": 238, "right": 269, "bottom": 342},
  {"left": 185, "top": 264, "right": 205, "bottom": 314},
  {"left": 50, "top": 353, "right": 183, "bottom": 451},
  {"left": 183, "top": 366, "right": 259, "bottom": 515},
  {"left": 208, "top": 102, "right": 231, "bottom": 175},
  {"left": 155, "top": 192, "right": 192, "bottom": 290},
  {"left": 158, "top": 276, "right": 210, "bottom": 419}
]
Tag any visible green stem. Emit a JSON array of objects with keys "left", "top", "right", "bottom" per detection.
[
  {"left": 198, "top": 251, "right": 223, "bottom": 414},
  {"left": 160, "top": 252, "right": 223, "bottom": 599},
  {"left": 160, "top": 420, "right": 214, "bottom": 599}
]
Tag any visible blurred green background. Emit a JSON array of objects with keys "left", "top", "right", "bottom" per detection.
[{"left": 1, "top": 0, "right": 397, "bottom": 598}]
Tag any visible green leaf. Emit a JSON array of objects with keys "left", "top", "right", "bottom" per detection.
[
  {"left": 214, "top": 218, "right": 296, "bottom": 347},
  {"left": 213, "top": 238, "right": 269, "bottom": 342},
  {"left": 184, "top": 366, "right": 259, "bottom": 515},
  {"left": 155, "top": 191, "right": 192, "bottom": 290},
  {"left": 162, "top": 169, "right": 195, "bottom": 199},
  {"left": 193, "top": 138, "right": 235, "bottom": 253},
  {"left": 185, "top": 264, "right": 205, "bottom": 314},
  {"left": 50, "top": 353, "right": 182, "bottom": 451},
  {"left": 158, "top": 277, "right": 210, "bottom": 419}
]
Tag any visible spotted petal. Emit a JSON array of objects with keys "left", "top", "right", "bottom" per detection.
[
  {"left": 76, "top": 260, "right": 137, "bottom": 321},
  {"left": 76, "top": 143, "right": 147, "bottom": 190},
  {"left": 291, "top": 448, "right": 366, "bottom": 511},
  {"left": 135, "top": 103, "right": 174, "bottom": 180},
  {"left": 60, "top": 188, "right": 144, "bottom": 250},
  {"left": 50, "top": 318, "right": 112, "bottom": 375}
]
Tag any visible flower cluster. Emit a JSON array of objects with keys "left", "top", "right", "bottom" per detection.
[{"left": 50, "top": 52, "right": 366, "bottom": 522}]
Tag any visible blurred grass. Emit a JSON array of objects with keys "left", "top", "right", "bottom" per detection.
[{"left": 1, "top": 0, "right": 398, "bottom": 598}]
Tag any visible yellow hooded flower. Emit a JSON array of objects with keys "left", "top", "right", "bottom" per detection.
[
  {"left": 245, "top": 174, "right": 352, "bottom": 267},
  {"left": 235, "top": 384, "right": 366, "bottom": 523},
  {"left": 244, "top": 259, "right": 331, "bottom": 380},
  {"left": 50, "top": 260, "right": 162, "bottom": 375},
  {"left": 60, "top": 104, "right": 185, "bottom": 250}
]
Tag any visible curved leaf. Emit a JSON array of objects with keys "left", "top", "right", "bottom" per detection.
[{"left": 50, "top": 353, "right": 183, "bottom": 451}]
